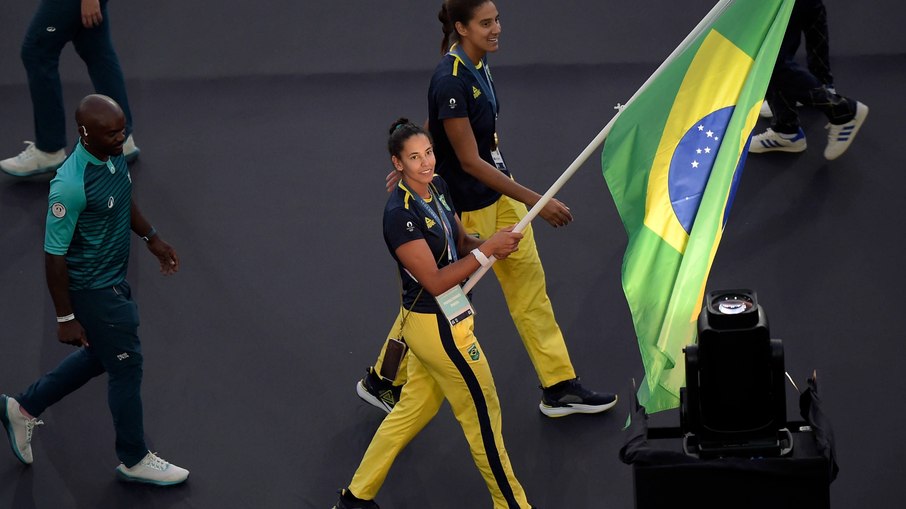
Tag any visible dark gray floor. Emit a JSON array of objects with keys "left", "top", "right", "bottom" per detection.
[{"left": 1, "top": 55, "right": 905, "bottom": 508}]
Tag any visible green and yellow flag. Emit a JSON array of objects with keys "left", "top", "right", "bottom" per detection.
[{"left": 602, "top": 0, "right": 794, "bottom": 413}]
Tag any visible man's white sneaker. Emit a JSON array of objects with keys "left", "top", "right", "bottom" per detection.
[
  {"left": 0, "top": 141, "right": 66, "bottom": 177},
  {"left": 1, "top": 394, "right": 44, "bottom": 465},
  {"left": 759, "top": 100, "right": 773, "bottom": 118},
  {"left": 116, "top": 451, "right": 189, "bottom": 485},
  {"left": 824, "top": 101, "right": 868, "bottom": 160},
  {"left": 123, "top": 134, "right": 140, "bottom": 163},
  {"left": 749, "top": 128, "right": 807, "bottom": 154}
]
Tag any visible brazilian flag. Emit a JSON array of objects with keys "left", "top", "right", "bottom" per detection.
[{"left": 602, "top": 0, "right": 794, "bottom": 413}]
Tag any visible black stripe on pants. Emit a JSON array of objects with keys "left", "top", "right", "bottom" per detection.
[{"left": 435, "top": 314, "right": 520, "bottom": 509}]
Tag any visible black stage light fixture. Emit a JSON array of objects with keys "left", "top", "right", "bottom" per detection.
[{"left": 680, "top": 289, "right": 791, "bottom": 458}]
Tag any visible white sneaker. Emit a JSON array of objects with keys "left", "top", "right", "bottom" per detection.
[
  {"left": 123, "top": 134, "right": 140, "bottom": 163},
  {"left": 824, "top": 101, "right": 868, "bottom": 160},
  {"left": 1, "top": 394, "right": 44, "bottom": 465},
  {"left": 116, "top": 451, "right": 189, "bottom": 485},
  {"left": 0, "top": 141, "right": 66, "bottom": 177},
  {"left": 749, "top": 128, "right": 807, "bottom": 154}
]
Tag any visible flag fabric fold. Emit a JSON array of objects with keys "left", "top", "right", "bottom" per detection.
[{"left": 602, "top": 0, "right": 795, "bottom": 413}]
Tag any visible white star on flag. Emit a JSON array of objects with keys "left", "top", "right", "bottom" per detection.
[{"left": 673, "top": 117, "right": 725, "bottom": 179}]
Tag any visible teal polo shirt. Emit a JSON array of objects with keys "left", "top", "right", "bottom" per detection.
[{"left": 44, "top": 143, "right": 133, "bottom": 290}]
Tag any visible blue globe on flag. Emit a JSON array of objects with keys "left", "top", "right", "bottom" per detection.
[{"left": 668, "top": 106, "right": 750, "bottom": 234}]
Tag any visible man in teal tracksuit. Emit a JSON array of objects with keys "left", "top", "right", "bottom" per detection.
[{"left": 1, "top": 94, "right": 188, "bottom": 485}]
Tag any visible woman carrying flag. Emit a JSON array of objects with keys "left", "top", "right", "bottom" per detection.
[{"left": 358, "top": 0, "right": 617, "bottom": 418}]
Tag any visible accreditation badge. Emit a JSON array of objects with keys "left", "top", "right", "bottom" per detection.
[
  {"left": 435, "top": 285, "right": 474, "bottom": 326},
  {"left": 490, "top": 132, "right": 505, "bottom": 170},
  {"left": 490, "top": 148, "right": 505, "bottom": 170}
]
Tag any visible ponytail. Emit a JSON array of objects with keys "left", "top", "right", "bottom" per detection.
[{"left": 438, "top": 4, "right": 454, "bottom": 55}]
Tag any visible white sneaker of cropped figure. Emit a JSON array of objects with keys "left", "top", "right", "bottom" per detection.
[
  {"left": 824, "top": 101, "right": 869, "bottom": 160},
  {"left": 749, "top": 127, "right": 807, "bottom": 154},
  {"left": 0, "top": 141, "right": 66, "bottom": 177},
  {"left": 123, "top": 134, "right": 140, "bottom": 163},
  {"left": 116, "top": 451, "right": 189, "bottom": 485},
  {"left": 759, "top": 100, "right": 773, "bottom": 118},
  {"left": 1, "top": 394, "right": 44, "bottom": 465}
]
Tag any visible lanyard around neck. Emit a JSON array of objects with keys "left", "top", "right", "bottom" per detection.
[
  {"left": 401, "top": 181, "right": 458, "bottom": 263},
  {"left": 448, "top": 44, "right": 497, "bottom": 116}
]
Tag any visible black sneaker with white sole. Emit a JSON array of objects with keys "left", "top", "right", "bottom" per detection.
[
  {"left": 355, "top": 368, "right": 402, "bottom": 414},
  {"left": 332, "top": 488, "right": 379, "bottom": 509},
  {"left": 539, "top": 378, "right": 618, "bottom": 417}
]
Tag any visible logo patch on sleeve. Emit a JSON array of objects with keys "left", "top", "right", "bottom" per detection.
[
  {"left": 449, "top": 98, "right": 457, "bottom": 110},
  {"left": 51, "top": 202, "right": 66, "bottom": 218}
]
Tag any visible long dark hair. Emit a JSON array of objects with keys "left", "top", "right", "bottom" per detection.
[
  {"left": 387, "top": 118, "right": 431, "bottom": 159},
  {"left": 438, "top": 0, "right": 491, "bottom": 54}
]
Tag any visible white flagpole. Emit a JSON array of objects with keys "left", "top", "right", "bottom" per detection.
[{"left": 462, "top": 0, "right": 735, "bottom": 293}]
